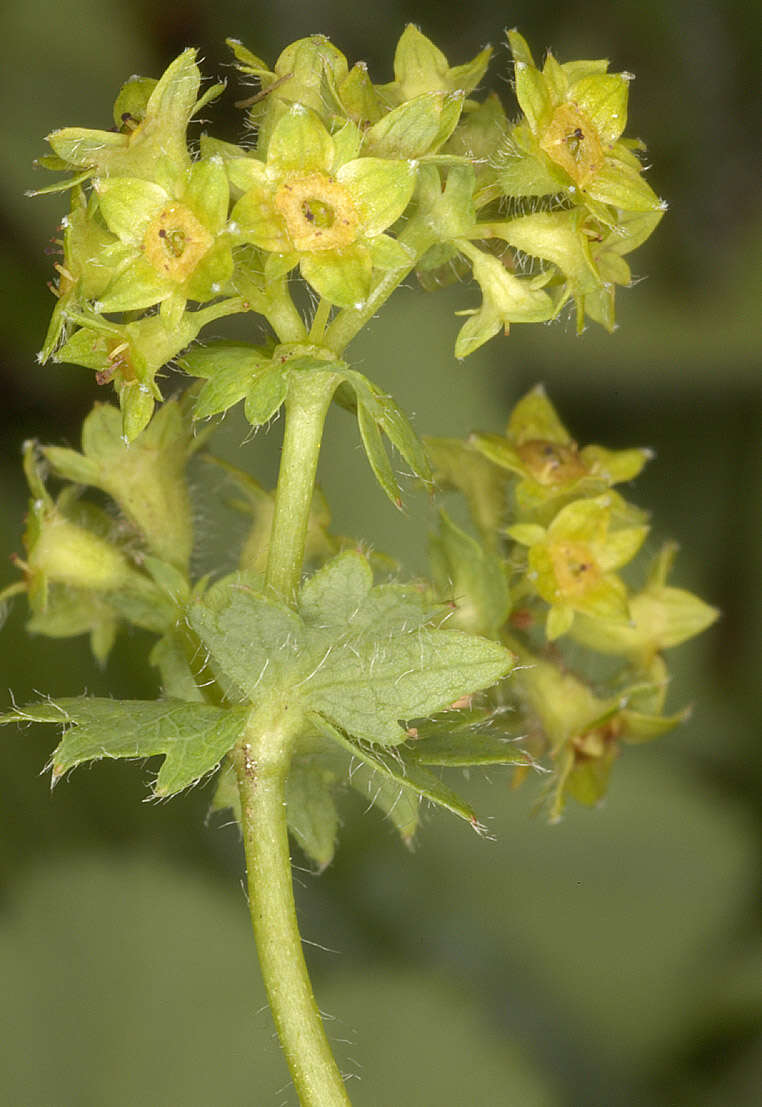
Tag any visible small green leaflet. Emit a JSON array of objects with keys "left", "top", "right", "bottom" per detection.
[{"left": 0, "top": 698, "right": 249, "bottom": 796}]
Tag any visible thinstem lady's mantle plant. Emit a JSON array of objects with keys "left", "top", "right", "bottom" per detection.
[{"left": 1, "top": 26, "right": 717, "bottom": 1105}]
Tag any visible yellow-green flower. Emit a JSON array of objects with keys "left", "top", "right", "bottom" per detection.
[
  {"left": 508, "top": 493, "right": 649, "bottom": 640},
  {"left": 479, "top": 207, "right": 664, "bottom": 333},
  {"left": 14, "top": 443, "right": 140, "bottom": 616},
  {"left": 55, "top": 299, "right": 240, "bottom": 440},
  {"left": 376, "top": 24, "right": 492, "bottom": 106},
  {"left": 227, "top": 104, "right": 417, "bottom": 307},
  {"left": 42, "top": 400, "right": 198, "bottom": 571},
  {"left": 43, "top": 50, "right": 219, "bottom": 189},
  {"left": 453, "top": 240, "right": 555, "bottom": 357},
  {"left": 472, "top": 384, "right": 652, "bottom": 521},
  {"left": 504, "top": 31, "right": 664, "bottom": 215},
  {"left": 515, "top": 653, "right": 689, "bottom": 821},
  {"left": 91, "top": 156, "right": 233, "bottom": 321}
]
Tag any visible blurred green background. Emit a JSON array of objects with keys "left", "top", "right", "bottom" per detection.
[{"left": 1, "top": 1, "right": 760, "bottom": 1104}]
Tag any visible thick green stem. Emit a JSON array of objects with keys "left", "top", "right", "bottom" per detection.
[
  {"left": 234, "top": 707, "right": 351, "bottom": 1107},
  {"left": 265, "top": 370, "right": 338, "bottom": 601}
]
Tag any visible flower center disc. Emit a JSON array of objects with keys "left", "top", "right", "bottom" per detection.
[
  {"left": 143, "top": 205, "right": 213, "bottom": 282},
  {"left": 540, "top": 104, "right": 604, "bottom": 186},
  {"left": 550, "top": 540, "right": 600, "bottom": 598},
  {"left": 275, "top": 173, "right": 359, "bottom": 252},
  {"left": 517, "top": 439, "right": 587, "bottom": 486}
]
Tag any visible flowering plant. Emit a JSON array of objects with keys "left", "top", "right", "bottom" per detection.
[{"left": 1, "top": 26, "right": 715, "bottom": 1106}]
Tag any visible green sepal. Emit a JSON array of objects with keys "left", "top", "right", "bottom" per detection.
[
  {"left": 572, "top": 73, "right": 629, "bottom": 144},
  {"left": 420, "top": 164, "right": 476, "bottom": 241},
  {"left": 364, "top": 92, "right": 457, "bottom": 159},
  {"left": 586, "top": 161, "right": 663, "bottom": 212},
  {"left": 266, "top": 104, "right": 334, "bottom": 175},
  {"left": 380, "top": 25, "right": 491, "bottom": 105},
  {"left": 184, "top": 156, "right": 230, "bottom": 233},
  {"left": 336, "top": 157, "right": 417, "bottom": 236},
  {"left": 26, "top": 169, "right": 94, "bottom": 197},
  {"left": 226, "top": 38, "right": 274, "bottom": 80},
  {"left": 300, "top": 246, "right": 372, "bottom": 309},
  {"left": 506, "top": 29, "right": 535, "bottom": 68},
  {"left": 336, "top": 62, "right": 383, "bottom": 124},
  {"left": 0, "top": 698, "right": 250, "bottom": 796},
  {"left": 513, "top": 58, "right": 552, "bottom": 134}
]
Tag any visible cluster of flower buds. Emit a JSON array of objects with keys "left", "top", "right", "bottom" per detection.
[
  {"left": 0, "top": 400, "right": 199, "bottom": 661},
  {"left": 427, "top": 386, "right": 717, "bottom": 819},
  {"left": 33, "top": 27, "right": 665, "bottom": 439}
]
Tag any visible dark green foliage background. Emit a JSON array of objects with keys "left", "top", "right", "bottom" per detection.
[{"left": 1, "top": 1, "right": 760, "bottom": 1103}]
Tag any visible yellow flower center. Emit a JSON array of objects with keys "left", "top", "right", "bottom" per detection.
[
  {"left": 274, "top": 172, "right": 360, "bottom": 252},
  {"left": 516, "top": 439, "right": 587, "bottom": 486},
  {"left": 549, "top": 540, "right": 600, "bottom": 598},
  {"left": 539, "top": 103, "right": 604, "bottom": 187},
  {"left": 143, "top": 204, "right": 213, "bottom": 282}
]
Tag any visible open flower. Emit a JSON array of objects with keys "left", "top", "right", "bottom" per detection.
[
  {"left": 227, "top": 104, "right": 417, "bottom": 307},
  {"left": 507, "top": 493, "right": 649, "bottom": 640},
  {"left": 503, "top": 31, "right": 664, "bottom": 215},
  {"left": 91, "top": 156, "right": 233, "bottom": 321},
  {"left": 471, "top": 384, "right": 652, "bottom": 520}
]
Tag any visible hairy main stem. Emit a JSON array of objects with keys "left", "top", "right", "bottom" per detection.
[
  {"left": 235, "top": 364, "right": 350, "bottom": 1104},
  {"left": 265, "top": 370, "right": 338, "bottom": 602},
  {"left": 234, "top": 707, "right": 351, "bottom": 1107}
]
